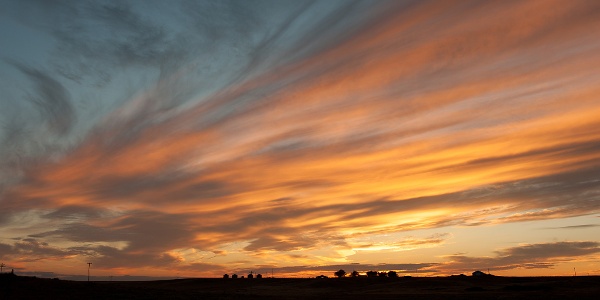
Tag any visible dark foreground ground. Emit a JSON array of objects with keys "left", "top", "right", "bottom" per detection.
[{"left": 2, "top": 273, "right": 599, "bottom": 300}]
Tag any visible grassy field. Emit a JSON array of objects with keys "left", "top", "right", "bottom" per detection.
[{"left": 2, "top": 274, "right": 599, "bottom": 299}]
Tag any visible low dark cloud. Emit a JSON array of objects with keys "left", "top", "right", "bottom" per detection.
[
  {"left": 15, "top": 270, "right": 177, "bottom": 281},
  {"left": 10, "top": 165, "right": 600, "bottom": 269},
  {"left": 85, "top": 245, "right": 182, "bottom": 269},
  {"left": 542, "top": 224, "right": 600, "bottom": 230},
  {"left": 0, "top": 238, "right": 76, "bottom": 262},
  {"left": 34, "top": 210, "right": 197, "bottom": 250},
  {"left": 441, "top": 241, "right": 600, "bottom": 273},
  {"left": 496, "top": 241, "right": 600, "bottom": 259},
  {"left": 255, "top": 263, "right": 438, "bottom": 275}
]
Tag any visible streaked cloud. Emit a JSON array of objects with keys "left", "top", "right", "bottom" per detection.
[
  {"left": 1, "top": 0, "right": 599, "bottom": 278},
  {"left": 542, "top": 224, "right": 600, "bottom": 230},
  {"left": 439, "top": 241, "right": 600, "bottom": 274}
]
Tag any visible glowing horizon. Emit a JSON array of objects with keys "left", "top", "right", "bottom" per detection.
[{"left": 1, "top": 0, "right": 599, "bottom": 279}]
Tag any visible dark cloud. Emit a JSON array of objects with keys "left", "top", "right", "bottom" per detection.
[
  {"left": 0, "top": 116, "right": 33, "bottom": 157},
  {"left": 496, "top": 241, "right": 600, "bottom": 259},
  {"left": 40, "top": 205, "right": 112, "bottom": 221},
  {"left": 14, "top": 271, "right": 177, "bottom": 281},
  {"left": 85, "top": 245, "right": 182, "bottom": 269},
  {"left": 210, "top": 166, "right": 600, "bottom": 247},
  {"left": 30, "top": 223, "right": 126, "bottom": 243},
  {"left": 0, "top": 243, "right": 12, "bottom": 259},
  {"left": 433, "top": 138, "right": 600, "bottom": 177},
  {"left": 86, "top": 2, "right": 168, "bottom": 63},
  {"left": 46, "top": 1, "right": 173, "bottom": 83},
  {"left": 18, "top": 165, "right": 600, "bottom": 265},
  {"left": 22, "top": 209, "right": 222, "bottom": 270},
  {"left": 258, "top": 263, "right": 437, "bottom": 275},
  {"left": 243, "top": 236, "right": 314, "bottom": 252},
  {"left": 8, "top": 62, "right": 75, "bottom": 135},
  {"left": 349, "top": 166, "right": 600, "bottom": 229},
  {"left": 441, "top": 241, "right": 600, "bottom": 272},
  {"left": 35, "top": 210, "right": 197, "bottom": 250},
  {"left": 86, "top": 173, "right": 193, "bottom": 200},
  {"left": 542, "top": 224, "right": 600, "bottom": 230},
  {"left": 110, "top": 211, "right": 198, "bottom": 251},
  {"left": 0, "top": 238, "right": 77, "bottom": 262}
]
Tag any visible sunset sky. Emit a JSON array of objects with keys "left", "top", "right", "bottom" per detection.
[{"left": 1, "top": 0, "right": 599, "bottom": 280}]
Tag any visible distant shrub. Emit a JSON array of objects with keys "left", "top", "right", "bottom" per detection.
[{"left": 334, "top": 269, "right": 346, "bottom": 278}]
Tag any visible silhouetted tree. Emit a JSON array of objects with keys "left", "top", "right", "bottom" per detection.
[
  {"left": 256, "top": 274, "right": 262, "bottom": 278},
  {"left": 366, "top": 271, "right": 378, "bottom": 278},
  {"left": 351, "top": 270, "right": 359, "bottom": 277},
  {"left": 223, "top": 274, "right": 229, "bottom": 279},
  {"left": 387, "top": 271, "right": 398, "bottom": 278},
  {"left": 334, "top": 269, "right": 347, "bottom": 278},
  {"left": 378, "top": 272, "right": 387, "bottom": 277},
  {"left": 231, "top": 274, "right": 238, "bottom": 279}
]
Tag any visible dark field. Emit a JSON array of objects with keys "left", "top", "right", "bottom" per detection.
[{"left": 2, "top": 274, "right": 599, "bottom": 300}]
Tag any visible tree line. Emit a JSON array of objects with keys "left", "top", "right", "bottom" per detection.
[{"left": 333, "top": 269, "right": 399, "bottom": 278}]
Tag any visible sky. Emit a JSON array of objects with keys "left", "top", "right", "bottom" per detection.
[{"left": 0, "top": 0, "right": 599, "bottom": 280}]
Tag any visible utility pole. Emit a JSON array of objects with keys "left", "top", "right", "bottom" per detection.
[
  {"left": 87, "top": 263, "right": 92, "bottom": 282},
  {"left": 0, "top": 263, "right": 5, "bottom": 273}
]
